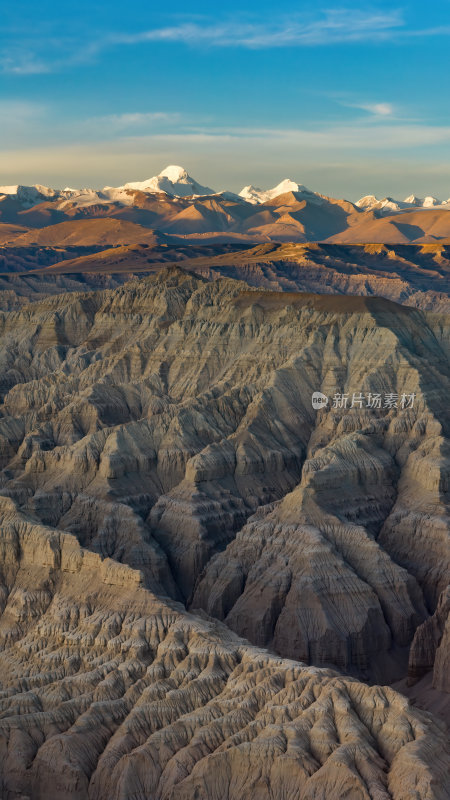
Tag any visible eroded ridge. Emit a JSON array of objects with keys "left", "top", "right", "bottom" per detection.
[
  {"left": 0, "top": 497, "right": 448, "bottom": 800},
  {"left": 0, "top": 268, "right": 449, "bottom": 686}
]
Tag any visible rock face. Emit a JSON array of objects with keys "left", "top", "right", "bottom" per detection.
[
  {"left": 0, "top": 496, "right": 449, "bottom": 800},
  {"left": 189, "top": 241, "right": 450, "bottom": 313},
  {"left": 408, "top": 586, "right": 450, "bottom": 691},
  {"left": 0, "top": 267, "right": 449, "bottom": 796},
  {"left": 1, "top": 241, "right": 448, "bottom": 313},
  {"left": 0, "top": 269, "right": 449, "bottom": 686}
]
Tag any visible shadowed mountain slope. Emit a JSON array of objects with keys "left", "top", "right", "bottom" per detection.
[
  {"left": 2, "top": 181, "right": 450, "bottom": 245},
  {"left": 1, "top": 241, "right": 448, "bottom": 313}
]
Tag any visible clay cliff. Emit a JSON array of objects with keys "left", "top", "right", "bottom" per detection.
[
  {"left": 408, "top": 587, "right": 450, "bottom": 692},
  {"left": 0, "top": 268, "right": 448, "bottom": 797},
  {"left": 0, "top": 496, "right": 448, "bottom": 800},
  {"left": 0, "top": 270, "right": 448, "bottom": 672}
]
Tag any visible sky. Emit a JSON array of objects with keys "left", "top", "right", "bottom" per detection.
[{"left": 1, "top": 0, "right": 450, "bottom": 200}]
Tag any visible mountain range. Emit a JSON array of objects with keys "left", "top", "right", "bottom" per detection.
[
  {"left": 2, "top": 165, "right": 450, "bottom": 246},
  {"left": 2, "top": 165, "right": 449, "bottom": 209},
  {"left": 0, "top": 162, "right": 449, "bottom": 798}
]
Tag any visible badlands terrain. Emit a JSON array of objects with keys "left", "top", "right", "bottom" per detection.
[
  {"left": 0, "top": 242, "right": 449, "bottom": 314},
  {"left": 0, "top": 167, "right": 448, "bottom": 799}
]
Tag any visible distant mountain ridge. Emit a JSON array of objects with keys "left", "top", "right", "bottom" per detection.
[
  {"left": 2, "top": 164, "right": 449, "bottom": 210},
  {"left": 1, "top": 165, "right": 450, "bottom": 245},
  {"left": 356, "top": 193, "right": 449, "bottom": 213}
]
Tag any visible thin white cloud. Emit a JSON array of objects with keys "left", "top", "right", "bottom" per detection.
[
  {"left": 0, "top": 99, "right": 47, "bottom": 136},
  {"left": 3, "top": 129, "right": 450, "bottom": 200},
  {"left": 3, "top": 120, "right": 450, "bottom": 156},
  {"left": 0, "top": 100, "right": 45, "bottom": 117},
  {"left": 354, "top": 102, "right": 394, "bottom": 117},
  {"left": 329, "top": 94, "right": 425, "bottom": 123},
  {"left": 406, "top": 24, "right": 450, "bottom": 37},
  {"left": 1, "top": 59, "right": 50, "bottom": 75},
  {"left": 105, "top": 112, "right": 178, "bottom": 125},
  {"left": 5, "top": 8, "right": 450, "bottom": 76},
  {"left": 0, "top": 101, "right": 48, "bottom": 147},
  {"left": 79, "top": 111, "right": 180, "bottom": 134},
  {"left": 2, "top": 97, "right": 449, "bottom": 154},
  {"left": 110, "top": 11, "right": 404, "bottom": 49},
  {"left": 152, "top": 123, "right": 450, "bottom": 148}
]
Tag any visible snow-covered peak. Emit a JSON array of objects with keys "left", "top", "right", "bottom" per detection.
[
  {"left": 379, "top": 198, "right": 403, "bottom": 213},
  {"left": 55, "top": 166, "right": 216, "bottom": 209},
  {"left": 239, "top": 185, "right": 264, "bottom": 204},
  {"left": 158, "top": 165, "right": 189, "bottom": 182},
  {"left": 0, "top": 185, "right": 20, "bottom": 195},
  {"left": 404, "top": 195, "right": 422, "bottom": 206},
  {"left": 403, "top": 194, "right": 442, "bottom": 208},
  {"left": 358, "top": 193, "right": 447, "bottom": 213},
  {"left": 0, "top": 183, "right": 58, "bottom": 208},
  {"left": 356, "top": 195, "right": 379, "bottom": 209},
  {"left": 355, "top": 195, "right": 404, "bottom": 213},
  {"left": 271, "top": 178, "right": 311, "bottom": 197},
  {"left": 239, "top": 178, "right": 316, "bottom": 204},
  {"left": 1, "top": 171, "right": 448, "bottom": 215},
  {"left": 422, "top": 195, "right": 441, "bottom": 208},
  {"left": 121, "top": 165, "right": 214, "bottom": 198}
]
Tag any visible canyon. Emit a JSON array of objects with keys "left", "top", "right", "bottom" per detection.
[{"left": 0, "top": 266, "right": 448, "bottom": 797}]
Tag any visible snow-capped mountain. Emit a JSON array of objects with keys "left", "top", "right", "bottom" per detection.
[
  {"left": 0, "top": 166, "right": 217, "bottom": 212},
  {"left": 239, "top": 179, "right": 321, "bottom": 204},
  {"left": 120, "top": 165, "right": 215, "bottom": 198},
  {"left": 1, "top": 168, "right": 449, "bottom": 218},
  {"left": 356, "top": 194, "right": 450, "bottom": 214},
  {"left": 0, "top": 184, "right": 59, "bottom": 208},
  {"left": 404, "top": 194, "right": 443, "bottom": 208},
  {"left": 58, "top": 186, "right": 138, "bottom": 209}
]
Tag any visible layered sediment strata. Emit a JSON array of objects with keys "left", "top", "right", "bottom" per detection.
[
  {"left": 1, "top": 242, "right": 449, "bottom": 314},
  {"left": 0, "top": 269, "right": 448, "bottom": 684},
  {"left": 0, "top": 497, "right": 448, "bottom": 800},
  {"left": 408, "top": 586, "right": 450, "bottom": 691}
]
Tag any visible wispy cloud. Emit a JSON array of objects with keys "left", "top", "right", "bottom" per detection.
[
  {"left": 107, "top": 10, "right": 404, "bottom": 49},
  {"left": 331, "top": 96, "right": 426, "bottom": 124},
  {"left": 0, "top": 100, "right": 45, "bottom": 116},
  {"left": 3, "top": 97, "right": 450, "bottom": 153},
  {"left": 3, "top": 8, "right": 450, "bottom": 76},
  {"left": 353, "top": 102, "right": 395, "bottom": 117},
  {"left": 30, "top": 121, "right": 450, "bottom": 151},
  {"left": 0, "top": 56, "right": 51, "bottom": 75},
  {"left": 151, "top": 123, "right": 450, "bottom": 149},
  {"left": 0, "top": 104, "right": 182, "bottom": 149},
  {"left": 104, "top": 112, "right": 178, "bottom": 125},
  {"left": 79, "top": 111, "right": 180, "bottom": 135},
  {"left": 3, "top": 122, "right": 450, "bottom": 198}
]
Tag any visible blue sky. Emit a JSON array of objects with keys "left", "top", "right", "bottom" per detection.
[{"left": 1, "top": 0, "right": 450, "bottom": 199}]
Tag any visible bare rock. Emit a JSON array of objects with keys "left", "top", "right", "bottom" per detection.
[
  {"left": 0, "top": 501, "right": 448, "bottom": 800},
  {"left": 408, "top": 586, "right": 450, "bottom": 691},
  {"left": 0, "top": 269, "right": 449, "bottom": 683}
]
